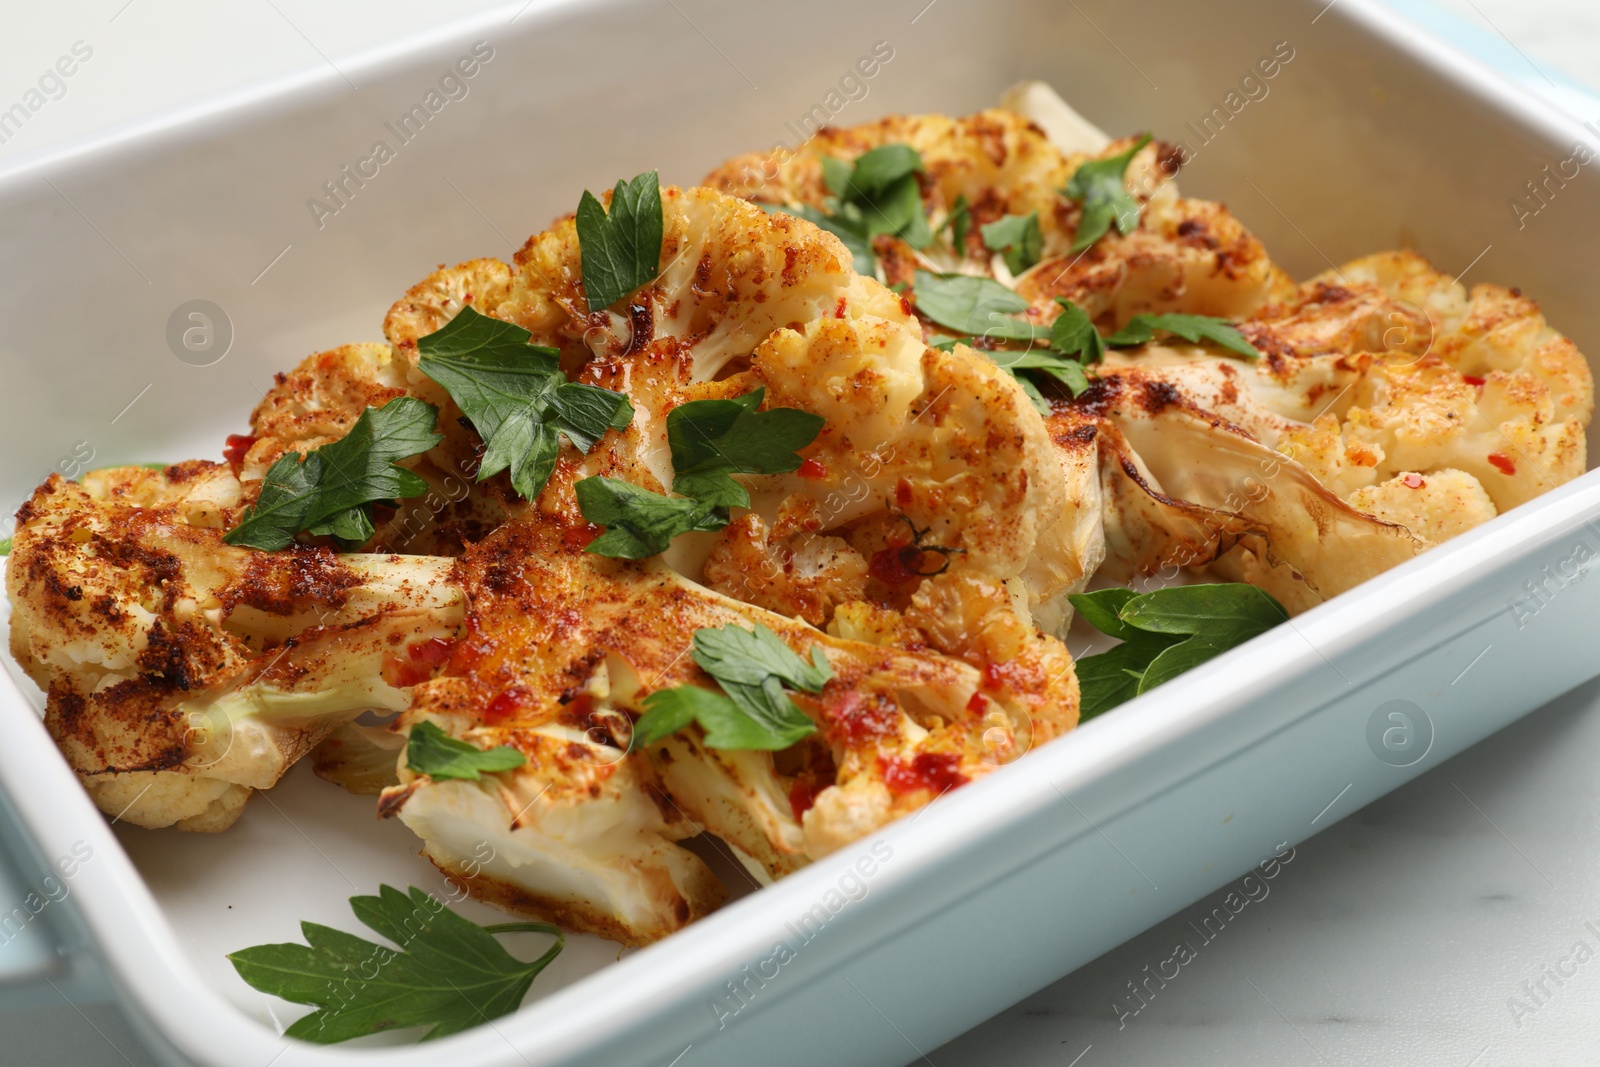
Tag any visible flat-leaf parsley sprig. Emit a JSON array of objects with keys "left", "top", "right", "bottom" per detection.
[
  {"left": 416, "top": 305, "right": 632, "bottom": 502},
  {"left": 225, "top": 397, "right": 441, "bottom": 552},
  {"left": 633, "top": 623, "right": 831, "bottom": 751},
  {"left": 576, "top": 387, "right": 824, "bottom": 559},
  {"left": 228, "top": 884, "right": 564, "bottom": 1044},
  {"left": 1070, "top": 583, "right": 1286, "bottom": 720},
  {"left": 405, "top": 720, "right": 526, "bottom": 781},
  {"left": 576, "top": 170, "right": 665, "bottom": 312}
]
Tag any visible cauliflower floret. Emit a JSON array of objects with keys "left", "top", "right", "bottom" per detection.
[
  {"left": 705, "top": 90, "right": 1291, "bottom": 327},
  {"left": 242, "top": 342, "right": 414, "bottom": 478},
  {"left": 1088, "top": 251, "right": 1591, "bottom": 553},
  {"left": 8, "top": 473, "right": 461, "bottom": 831},
  {"left": 1347, "top": 469, "right": 1498, "bottom": 545},
  {"left": 700, "top": 90, "right": 1294, "bottom": 629},
  {"left": 1287, "top": 253, "right": 1590, "bottom": 511}
]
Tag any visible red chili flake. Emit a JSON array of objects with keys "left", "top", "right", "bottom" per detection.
[
  {"left": 868, "top": 543, "right": 917, "bottom": 587},
  {"left": 1488, "top": 452, "right": 1517, "bottom": 476},
  {"left": 882, "top": 752, "right": 969, "bottom": 797},
  {"left": 1462, "top": 375, "right": 1486, "bottom": 388},
  {"left": 834, "top": 297, "right": 848, "bottom": 319},
  {"left": 982, "top": 661, "right": 1007, "bottom": 691},
  {"left": 382, "top": 640, "right": 452, "bottom": 689},
  {"left": 484, "top": 685, "right": 534, "bottom": 725},
  {"left": 894, "top": 479, "right": 914, "bottom": 507},
  {"left": 562, "top": 523, "right": 602, "bottom": 550},
  {"left": 380, "top": 654, "right": 429, "bottom": 689},
  {"left": 797, "top": 457, "right": 828, "bottom": 480},
  {"left": 448, "top": 616, "right": 492, "bottom": 672},
  {"left": 1402, "top": 473, "right": 1425, "bottom": 489},
  {"left": 819, "top": 687, "right": 898, "bottom": 743},
  {"left": 966, "top": 691, "right": 988, "bottom": 714},
  {"left": 409, "top": 637, "right": 455, "bottom": 670},
  {"left": 222, "top": 434, "right": 256, "bottom": 476},
  {"left": 898, "top": 294, "right": 913, "bottom": 316},
  {"left": 788, "top": 779, "right": 824, "bottom": 822}
]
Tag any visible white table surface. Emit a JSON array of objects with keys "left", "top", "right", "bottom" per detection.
[{"left": 1, "top": 2, "right": 1598, "bottom": 1065}]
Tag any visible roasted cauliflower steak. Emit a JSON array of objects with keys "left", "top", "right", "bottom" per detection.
[
  {"left": 702, "top": 84, "right": 1591, "bottom": 619},
  {"left": 7, "top": 469, "right": 461, "bottom": 831},
  {"left": 369, "top": 184, "right": 1080, "bottom": 921}
]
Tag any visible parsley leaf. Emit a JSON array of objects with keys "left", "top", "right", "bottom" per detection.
[
  {"left": 854, "top": 173, "right": 934, "bottom": 248},
  {"left": 576, "top": 170, "right": 664, "bottom": 312},
  {"left": 941, "top": 193, "right": 971, "bottom": 254},
  {"left": 1063, "top": 134, "right": 1151, "bottom": 254},
  {"left": 988, "top": 348, "right": 1091, "bottom": 400},
  {"left": 822, "top": 145, "right": 930, "bottom": 247},
  {"left": 577, "top": 388, "right": 825, "bottom": 558},
  {"left": 1071, "top": 584, "right": 1286, "bottom": 720},
  {"left": 764, "top": 144, "right": 932, "bottom": 274},
  {"left": 574, "top": 477, "right": 723, "bottom": 559},
  {"left": 690, "top": 622, "right": 833, "bottom": 691},
  {"left": 225, "top": 397, "right": 441, "bottom": 552},
  {"left": 912, "top": 270, "right": 1050, "bottom": 344},
  {"left": 668, "top": 387, "right": 825, "bottom": 508},
  {"left": 0, "top": 536, "right": 10, "bottom": 556},
  {"left": 840, "top": 144, "right": 922, "bottom": 199},
  {"left": 633, "top": 624, "right": 828, "bottom": 751},
  {"left": 980, "top": 212, "right": 1044, "bottom": 274},
  {"left": 417, "top": 307, "right": 632, "bottom": 501},
  {"left": 1049, "top": 298, "right": 1106, "bottom": 365},
  {"left": 406, "top": 721, "right": 526, "bottom": 781},
  {"left": 913, "top": 276, "right": 1090, "bottom": 404},
  {"left": 820, "top": 155, "right": 853, "bottom": 198},
  {"left": 1106, "top": 313, "right": 1260, "bottom": 359},
  {"left": 228, "top": 884, "right": 562, "bottom": 1044}
]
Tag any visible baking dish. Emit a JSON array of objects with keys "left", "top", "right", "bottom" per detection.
[{"left": 1, "top": 0, "right": 1598, "bottom": 1063}]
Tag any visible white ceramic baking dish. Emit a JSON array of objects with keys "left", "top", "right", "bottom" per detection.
[{"left": 1, "top": 0, "right": 1598, "bottom": 1063}]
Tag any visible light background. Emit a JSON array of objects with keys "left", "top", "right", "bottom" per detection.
[{"left": 0, "top": 2, "right": 1597, "bottom": 1065}]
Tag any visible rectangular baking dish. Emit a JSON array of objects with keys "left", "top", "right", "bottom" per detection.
[{"left": 1, "top": 0, "right": 1598, "bottom": 1063}]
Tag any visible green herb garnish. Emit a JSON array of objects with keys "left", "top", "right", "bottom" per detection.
[
  {"left": 760, "top": 143, "right": 933, "bottom": 277},
  {"left": 668, "top": 386, "right": 825, "bottom": 508},
  {"left": 416, "top": 306, "right": 632, "bottom": 501},
  {"left": 911, "top": 270, "right": 1050, "bottom": 344},
  {"left": 1071, "top": 584, "right": 1286, "bottom": 720},
  {"left": 577, "top": 388, "right": 824, "bottom": 559},
  {"left": 942, "top": 193, "right": 971, "bottom": 254},
  {"left": 980, "top": 212, "right": 1044, "bottom": 274},
  {"left": 1106, "top": 313, "right": 1260, "bottom": 359},
  {"left": 224, "top": 397, "right": 441, "bottom": 551},
  {"left": 821, "top": 145, "right": 932, "bottom": 248},
  {"left": 987, "top": 347, "right": 1090, "bottom": 402},
  {"left": 831, "top": 144, "right": 921, "bottom": 202},
  {"left": 576, "top": 170, "right": 664, "bottom": 312},
  {"left": 574, "top": 477, "right": 723, "bottom": 559},
  {"left": 1063, "top": 134, "right": 1152, "bottom": 254},
  {"left": 634, "top": 623, "right": 829, "bottom": 750},
  {"left": 1048, "top": 298, "right": 1107, "bottom": 365},
  {"left": 228, "top": 884, "right": 562, "bottom": 1044},
  {"left": 912, "top": 276, "right": 1096, "bottom": 408},
  {"left": 405, "top": 720, "right": 526, "bottom": 781}
]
